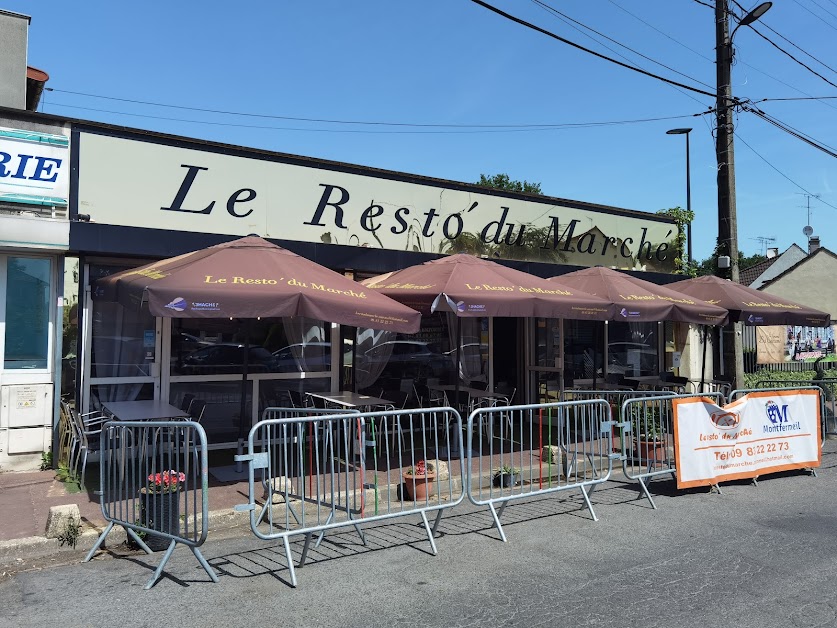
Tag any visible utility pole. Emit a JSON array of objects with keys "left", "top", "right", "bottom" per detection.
[
  {"left": 715, "top": 0, "right": 744, "bottom": 389},
  {"left": 714, "top": 0, "right": 771, "bottom": 390}
]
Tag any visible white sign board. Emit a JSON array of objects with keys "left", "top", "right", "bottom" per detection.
[
  {"left": 0, "top": 127, "right": 69, "bottom": 207},
  {"left": 673, "top": 390, "right": 821, "bottom": 488},
  {"left": 77, "top": 131, "right": 679, "bottom": 272}
]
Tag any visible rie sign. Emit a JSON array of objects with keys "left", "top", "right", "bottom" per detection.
[{"left": 672, "top": 390, "right": 821, "bottom": 489}]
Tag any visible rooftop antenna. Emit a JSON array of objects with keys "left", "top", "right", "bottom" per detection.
[
  {"left": 750, "top": 236, "right": 776, "bottom": 255},
  {"left": 796, "top": 192, "right": 820, "bottom": 236}
]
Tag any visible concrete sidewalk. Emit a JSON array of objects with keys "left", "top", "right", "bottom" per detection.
[{"left": 0, "top": 467, "right": 254, "bottom": 565}]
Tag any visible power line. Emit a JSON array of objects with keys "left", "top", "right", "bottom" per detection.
[
  {"left": 531, "top": 0, "right": 715, "bottom": 89},
  {"left": 757, "top": 20, "right": 837, "bottom": 76},
  {"left": 467, "top": 0, "right": 718, "bottom": 98},
  {"left": 735, "top": 132, "right": 837, "bottom": 210},
  {"left": 45, "top": 100, "right": 705, "bottom": 134},
  {"left": 755, "top": 96, "right": 837, "bottom": 101},
  {"left": 789, "top": 0, "right": 837, "bottom": 31},
  {"left": 615, "top": 0, "right": 714, "bottom": 63},
  {"left": 743, "top": 105, "right": 837, "bottom": 157},
  {"left": 811, "top": 0, "right": 837, "bottom": 20},
  {"left": 727, "top": 0, "right": 837, "bottom": 87},
  {"left": 748, "top": 24, "right": 837, "bottom": 89}
]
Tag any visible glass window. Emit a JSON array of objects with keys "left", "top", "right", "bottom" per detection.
[
  {"left": 5, "top": 257, "right": 51, "bottom": 369},
  {"left": 563, "top": 320, "right": 604, "bottom": 384},
  {"left": 606, "top": 321, "right": 659, "bottom": 378},
  {"left": 170, "top": 380, "right": 253, "bottom": 444},
  {"left": 171, "top": 317, "right": 331, "bottom": 376},
  {"left": 90, "top": 264, "right": 156, "bottom": 378}
]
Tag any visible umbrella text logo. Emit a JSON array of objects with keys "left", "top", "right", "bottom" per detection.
[
  {"left": 165, "top": 297, "right": 187, "bottom": 312},
  {"left": 456, "top": 301, "right": 465, "bottom": 312}
]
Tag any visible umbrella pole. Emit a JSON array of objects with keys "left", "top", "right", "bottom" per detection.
[
  {"left": 454, "top": 316, "right": 462, "bottom": 412},
  {"left": 351, "top": 326, "right": 357, "bottom": 393},
  {"left": 700, "top": 325, "right": 708, "bottom": 394},
  {"left": 236, "top": 319, "right": 251, "bottom": 473}
]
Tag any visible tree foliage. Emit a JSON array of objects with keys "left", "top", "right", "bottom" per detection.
[
  {"left": 693, "top": 251, "right": 765, "bottom": 277},
  {"left": 476, "top": 173, "right": 542, "bottom": 195}
]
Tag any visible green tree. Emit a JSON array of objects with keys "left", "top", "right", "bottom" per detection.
[{"left": 476, "top": 173, "right": 542, "bottom": 195}]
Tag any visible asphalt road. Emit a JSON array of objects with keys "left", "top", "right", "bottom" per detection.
[{"left": 2, "top": 444, "right": 836, "bottom": 628}]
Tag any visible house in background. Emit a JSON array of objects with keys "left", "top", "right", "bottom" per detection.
[
  {"left": 740, "top": 243, "right": 807, "bottom": 289},
  {"left": 759, "top": 244, "right": 837, "bottom": 323}
]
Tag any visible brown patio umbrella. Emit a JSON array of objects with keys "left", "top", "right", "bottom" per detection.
[
  {"left": 96, "top": 236, "right": 420, "bottom": 455},
  {"left": 364, "top": 254, "right": 617, "bottom": 421},
  {"left": 548, "top": 267, "right": 728, "bottom": 325},
  {"left": 363, "top": 254, "right": 618, "bottom": 320},
  {"left": 665, "top": 275, "right": 830, "bottom": 326},
  {"left": 96, "top": 236, "right": 421, "bottom": 333}
]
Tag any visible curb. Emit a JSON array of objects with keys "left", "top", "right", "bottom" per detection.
[
  {"left": 0, "top": 458, "right": 616, "bottom": 566},
  {"left": 0, "top": 506, "right": 252, "bottom": 566}
]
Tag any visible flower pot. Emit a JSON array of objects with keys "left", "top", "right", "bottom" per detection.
[
  {"left": 492, "top": 472, "right": 520, "bottom": 488},
  {"left": 634, "top": 438, "right": 666, "bottom": 462},
  {"left": 402, "top": 472, "right": 436, "bottom": 501},
  {"left": 139, "top": 488, "right": 181, "bottom": 551}
]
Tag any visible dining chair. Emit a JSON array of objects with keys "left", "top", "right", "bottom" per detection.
[
  {"left": 287, "top": 389, "right": 305, "bottom": 408},
  {"left": 307, "top": 393, "right": 327, "bottom": 410},
  {"left": 179, "top": 393, "right": 196, "bottom": 413},
  {"left": 189, "top": 400, "right": 207, "bottom": 423},
  {"left": 68, "top": 404, "right": 108, "bottom": 491}
]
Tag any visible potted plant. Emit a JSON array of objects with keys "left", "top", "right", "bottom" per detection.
[
  {"left": 630, "top": 407, "right": 667, "bottom": 462},
  {"left": 402, "top": 460, "right": 436, "bottom": 501},
  {"left": 139, "top": 469, "right": 185, "bottom": 551},
  {"left": 492, "top": 464, "right": 520, "bottom": 488}
]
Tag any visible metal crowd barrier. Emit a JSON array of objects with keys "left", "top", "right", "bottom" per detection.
[
  {"left": 84, "top": 420, "right": 217, "bottom": 590},
  {"left": 256, "top": 407, "right": 360, "bottom": 525},
  {"left": 732, "top": 387, "right": 824, "bottom": 468},
  {"left": 619, "top": 392, "right": 725, "bottom": 509},
  {"left": 753, "top": 380, "right": 836, "bottom": 443},
  {"left": 561, "top": 388, "right": 673, "bottom": 424},
  {"left": 235, "top": 406, "right": 465, "bottom": 587},
  {"left": 466, "top": 399, "right": 613, "bottom": 542}
]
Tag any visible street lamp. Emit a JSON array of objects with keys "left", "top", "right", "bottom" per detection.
[
  {"left": 715, "top": 0, "right": 771, "bottom": 388},
  {"left": 666, "top": 127, "right": 693, "bottom": 266}
]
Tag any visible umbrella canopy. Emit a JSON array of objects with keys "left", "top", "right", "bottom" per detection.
[
  {"left": 549, "top": 267, "right": 728, "bottom": 325},
  {"left": 666, "top": 275, "right": 830, "bottom": 326},
  {"left": 95, "top": 236, "right": 421, "bottom": 333},
  {"left": 363, "top": 254, "right": 617, "bottom": 320}
]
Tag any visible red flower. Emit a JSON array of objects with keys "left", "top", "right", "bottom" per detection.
[{"left": 147, "top": 469, "right": 186, "bottom": 492}]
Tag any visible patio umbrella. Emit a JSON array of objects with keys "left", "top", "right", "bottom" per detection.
[
  {"left": 666, "top": 274, "right": 831, "bottom": 391},
  {"left": 97, "top": 236, "right": 421, "bottom": 332},
  {"left": 665, "top": 275, "right": 830, "bottom": 326},
  {"left": 548, "top": 267, "right": 728, "bottom": 325},
  {"left": 95, "top": 236, "right": 421, "bottom": 451},
  {"left": 549, "top": 266, "right": 728, "bottom": 390},
  {"left": 364, "top": 254, "right": 618, "bottom": 413},
  {"left": 363, "top": 254, "right": 618, "bottom": 320}
]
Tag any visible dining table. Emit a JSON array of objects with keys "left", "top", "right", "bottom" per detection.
[
  {"left": 305, "top": 391, "right": 393, "bottom": 410},
  {"left": 102, "top": 399, "right": 190, "bottom": 421}
]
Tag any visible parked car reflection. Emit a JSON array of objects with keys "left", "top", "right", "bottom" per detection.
[{"left": 178, "top": 344, "right": 278, "bottom": 375}]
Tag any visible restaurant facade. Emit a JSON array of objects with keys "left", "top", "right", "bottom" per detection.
[{"left": 0, "top": 104, "right": 702, "bottom": 468}]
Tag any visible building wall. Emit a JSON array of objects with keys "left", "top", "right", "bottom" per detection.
[
  {"left": 0, "top": 11, "right": 28, "bottom": 110},
  {"left": 762, "top": 249, "right": 837, "bottom": 321},
  {"left": 0, "top": 114, "right": 70, "bottom": 470},
  {"left": 750, "top": 245, "right": 806, "bottom": 290}
]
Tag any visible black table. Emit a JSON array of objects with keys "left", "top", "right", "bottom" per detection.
[{"left": 102, "top": 400, "right": 189, "bottom": 421}]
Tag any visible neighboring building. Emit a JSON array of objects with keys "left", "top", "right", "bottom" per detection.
[
  {"left": 741, "top": 244, "right": 807, "bottom": 289},
  {"left": 760, "top": 246, "right": 837, "bottom": 322},
  {"left": 0, "top": 9, "right": 69, "bottom": 470}
]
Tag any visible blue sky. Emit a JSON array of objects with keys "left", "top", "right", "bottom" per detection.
[{"left": 9, "top": 0, "right": 836, "bottom": 263}]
